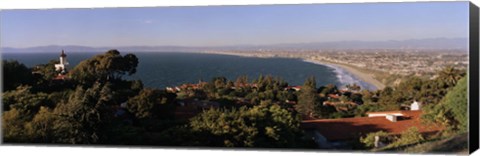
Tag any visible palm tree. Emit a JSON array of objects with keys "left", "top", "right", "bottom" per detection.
[{"left": 438, "top": 66, "right": 463, "bottom": 87}]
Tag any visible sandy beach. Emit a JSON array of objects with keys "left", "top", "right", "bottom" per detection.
[{"left": 306, "top": 59, "right": 386, "bottom": 90}]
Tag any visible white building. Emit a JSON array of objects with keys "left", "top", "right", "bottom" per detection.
[
  {"left": 54, "top": 50, "right": 69, "bottom": 74},
  {"left": 411, "top": 100, "right": 421, "bottom": 111}
]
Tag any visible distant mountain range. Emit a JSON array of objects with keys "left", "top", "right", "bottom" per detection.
[{"left": 1, "top": 38, "right": 468, "bottom": 53}]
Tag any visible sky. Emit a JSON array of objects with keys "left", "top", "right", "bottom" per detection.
[{"left": 0, "top": 1, "right": 469, "bottom": 48}]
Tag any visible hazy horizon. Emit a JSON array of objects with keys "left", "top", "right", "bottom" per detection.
[{"left": 1, "top": 2, "right": 469, "bottom": 48}]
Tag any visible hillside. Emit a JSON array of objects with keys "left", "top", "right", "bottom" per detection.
[{"left": 403, "top": 133, "right": 469, "bottom": 154}]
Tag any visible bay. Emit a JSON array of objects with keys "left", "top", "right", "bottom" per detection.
[{"left": 2, "top": 52, "right": 343, "bottom": 89}]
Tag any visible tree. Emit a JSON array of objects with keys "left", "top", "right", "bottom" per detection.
[
  {"left": 346, "top": 83, "right": 361, "bottom": 91},
  {"left": 319, "top": 84, "right": 338, "bottom": 95},
  {"left": 31, "top": 59, "right": 60, "bottom": 81},
  {"left": 387, "top": 127, "right": 425, "bottom": 148},
  {"left": 360, "top": 131, "right": 390, "bottom": 148},
  {"left": 178, "top": 104, "right": 303, "bottom": 147},
  {"left": 438, "top": 66, "right": 464, "bottom": 87},
  {"left": 69, "top": 50, "right": 138, "bottom": 86},
  {"left": 423, "top": 76, "right": 468, "bottom": 133},
  {"left": 296, "top": 76, "right": 318, "bottom": 118},
  {"left": 339, "top": 95, "right": 350, "bottom": 103},
  {"left": 126, "top": 88, "right": 176, "bottom": 120},
  {"left": 234, "top": 75, "right": 249, "bottom": 88},
  {"left": 2, "top": 108, "right": 28, "bottom": 142},
  {"left": 212, "top": 76, "right": 227, "bottom": 89},
  {"left": 25, "top": 107, "right": 56, "bottom": 143},
  {"left": 376, "top": 86, "right": 401, "bottom": 111},
  {"left": 51, "top": 83, "right": 108, "bottom": 144},
  {"left": 2, "top": 60, "right": 34, "bottom": 91},
  {"left": 2, "top": 85, "right": 51, "bottom": 116}
]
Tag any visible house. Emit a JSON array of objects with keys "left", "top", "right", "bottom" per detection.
[
  {"left": 327, "top": 94, "right": 340, "bottom": 99},
  {"left": 166, "top": 87, "right": 178, "bottom": 92},
  {"left": 301, "top": 110, "right": 443, "bottom": 149},
  {"left": 285, "top": 86, "right": 302, "bottom": 91}
]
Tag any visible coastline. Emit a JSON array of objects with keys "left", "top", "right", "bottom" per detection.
[
  {"left": 199, "top": 51, "right": 386, "bottom": 90},
  {"left": 304, "top": 59, "right": 386, "bottom": 90}
]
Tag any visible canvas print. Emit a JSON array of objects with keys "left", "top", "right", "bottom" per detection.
[{"left": 0, "top": 1, "right": 472, "bottom": 154}]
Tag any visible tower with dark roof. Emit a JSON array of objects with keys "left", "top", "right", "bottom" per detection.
[{"left": 54, "top": 49, "right": 69, "bottom": 74}]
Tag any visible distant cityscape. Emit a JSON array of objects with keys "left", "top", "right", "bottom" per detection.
[{"left": 202, "top": 49, "right": 468, "bottom": 78}]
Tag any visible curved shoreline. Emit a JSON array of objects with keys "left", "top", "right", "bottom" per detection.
[
  {"left": 199, "top": 51, "right": 386, "bottom": 90},
  {"left": 304, "top": 59, "right": 386, "bottom": 90}
]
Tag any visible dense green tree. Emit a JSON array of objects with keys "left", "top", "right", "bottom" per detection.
[
  {"left": 387, "top": 127, "right": 425, "bottom": 149},
  {"left": 69, "top": 50, "right": 138, "bottom": 86},
  {"left": 339, "top": 95, "right": 351, "bottom": 103},
  {"left": 31, "top": 59, "right": 60, "bottom": 82},
  {"left": 2, "top": 60, "right": 34, "bottom": 91},
  {"left": 423, "top": 76, "right": 468, "bottom": 133},
  {"left": 25, "top": 106, "right": 56, "bottom": 143},
  {"left": 350, "top": 93, "right": 363, "bottom": 104},
  {"left": 2, "top": 108, "right": 29, "bottom": 142},
  {"left": 212, "top": 76, "right": 227, "bottom": 89},
  {"left": 361, "top": 90, "right": 376, "bottom": 104},
  {"left": 319, "top": 84, "right": 338, "bottom": 95},
  {"left": 376, "top": 86, "right": 402, "bottom": 111},
  {"left": 51, "top": 83, "right": 108, "bottom": 144},
  {"left": 163, "top": 103, "right": 303, "bottom": 147},
  {"left": 438, "top": 66, "right": 465, "bottom": 87},
  {"left": 126, "top": 88, "right": 176, "bottom": 120},
  {"left": 2, "top": 85, "right": 51, "bottom": 116},
  {"left": 295, "top": 76, "right": 318, "bottom": 118},
  {"left": 234, "top": 75, "right": 249, "bottom": 87}
]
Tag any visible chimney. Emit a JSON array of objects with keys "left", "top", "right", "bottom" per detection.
[
  {"left": 386, "top": 114, "right": 397, "bottom": 122},
  {"left": 411, "top": 100, "right": 421, "bottom": 111}
]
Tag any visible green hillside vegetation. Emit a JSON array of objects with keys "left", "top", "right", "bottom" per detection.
[
  {"left": 422, "top": 76, "right": 468, "bottom": 133},
  {"left": 1, "top": 50, "right": 311, "bottom": 147},
  {"left": 1, "top": 50, "right": 468, "bottom": 150},
  {"left": 360, "top": 75, "right": 468, "bottom": 153},
  {"left": 403, "top": 133, "right": 468, "bottom": 154}
]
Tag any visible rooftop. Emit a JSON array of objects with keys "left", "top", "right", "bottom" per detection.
[{"left": 301, "top": 110, "right": 443, "bottom": 141}]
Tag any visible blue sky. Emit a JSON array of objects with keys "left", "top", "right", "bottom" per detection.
[{"left": 0, "top": 2, "right": 469, "bottom": 48}]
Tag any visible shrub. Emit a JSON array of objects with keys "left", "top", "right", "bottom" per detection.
[
  {"left": 360, "top": 131, "right": 390, "bottom": 148},
  {"left": 388, "top": 127, "right": 425, "bottom": 148}
]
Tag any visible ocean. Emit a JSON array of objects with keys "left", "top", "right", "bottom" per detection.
[{"left": 2, "top": 52, "right": 375, "bottom": 90}]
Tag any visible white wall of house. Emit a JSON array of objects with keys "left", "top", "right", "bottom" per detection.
[
  {"left": 386, "top": 114, "right": 397, "bottom": 122},
  {"left": 367, "top": 112, "right": 403, "bottom": 117}
]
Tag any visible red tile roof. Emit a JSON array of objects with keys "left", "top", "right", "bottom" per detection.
[
  {"left": 53, "top": 74, "right": 66, "bottom": 80},
  {"left": 301, "top": 110, "right": 443, "bottom": 141}
]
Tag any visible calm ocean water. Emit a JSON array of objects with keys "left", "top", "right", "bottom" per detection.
[{"left": 2, "top": 52, "right": 374, "bottom": 90}]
